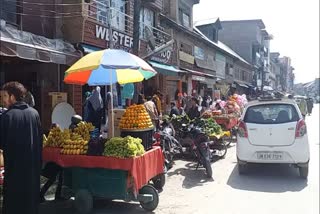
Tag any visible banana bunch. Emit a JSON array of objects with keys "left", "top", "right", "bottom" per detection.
[
  {"left": 73, "top": 122, "right": 95, "bottom": 141},
  {"left": 61, "top": 132, "right": 89, "bottom": 155},
  {"left": 103, "top": 136, "right": 145, "bottom": 158},
  {"left": 44, "top": 127, "right": 71, "bottom": 148}
]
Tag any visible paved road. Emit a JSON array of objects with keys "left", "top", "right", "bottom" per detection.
[{"left": 41, "top": 104, "right": 319, "bottom": 214}]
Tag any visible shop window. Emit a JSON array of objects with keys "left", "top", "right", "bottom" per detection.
[
  {"left": 180, "top": 42, "right": 193, "bottom": 55},
  {"left": 235, "top": 68, "right": 240, "bottom": 80},
  {"left": 241, "top": 70, "right": 246, "bottom": 81},
  {"left": 225, "top": 63, "right": 233, "bottom": 76},
  {"left": 178, "top": 0, "right": 191, "bottom": 28},
  {"left": 139, "top": 7, "right": 155, "bottom": 40},
  {"left": 94, "top": 0, "right": 126, "bottom": 31},
  {"left": 0, "top": 0, "right": 18, "bottom": 25}
]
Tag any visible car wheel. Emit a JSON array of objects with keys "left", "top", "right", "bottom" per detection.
[
  {"left": 299, "top": 165, "right": 309, "bottom": 179},
  {"left": 238, "top": 163, "right": 247, "bottom": 175}
]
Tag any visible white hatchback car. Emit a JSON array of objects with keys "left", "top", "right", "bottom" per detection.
[{"left": 236, "top": 97, "right": 310, "bottom": 178}]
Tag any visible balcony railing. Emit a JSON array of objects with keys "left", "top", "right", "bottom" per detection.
[{"left": 85, "top": 1, "right": 171, "bottom": 49}]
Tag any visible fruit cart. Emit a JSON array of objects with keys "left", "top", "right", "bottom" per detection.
[
  {"left": 211, "top": 114, "right": 239, "bottom": 145},
  {"left": 42, "top": 146, "right": 164, "bottom": 214},
  {"left": 212, "top": 115, "right": 239, "bottom": 130}
]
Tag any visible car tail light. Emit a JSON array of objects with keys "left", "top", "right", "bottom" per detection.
[
  {"left": 238, "top": 121, "right": 248, "bottom": 138},
  {"left": 295, "top": 119, "right": 307, "bottom": 138}
]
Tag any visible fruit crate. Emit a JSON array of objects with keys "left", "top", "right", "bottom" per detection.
[{"left": 120, "top": 128, "right": 154, "bottom": 151}]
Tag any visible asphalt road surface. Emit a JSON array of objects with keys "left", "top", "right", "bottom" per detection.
[{"left": 40, "top": 104, "right": 319, "bottom": 214}]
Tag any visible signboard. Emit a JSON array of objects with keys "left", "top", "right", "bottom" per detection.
[
  {"left": 194, "top": 46, "right": 205, "bottom": 60},
  {"left": 83, "top": 20, "right": 133, "bottom": 52},
  {"left": 214, "top": 90, "right": 221, "bottom": 99},
  {"left": 150, "top": 44, "right": 174, "bottom": 64},
  {"left": 179, "top": 51, "right": 194, "bottom": 64},
  {"left": 192, "top": 75, "right": 206, "bottom": 82},
  {"left": 215, "top": 52, "right": 226, "bottom": 79}
]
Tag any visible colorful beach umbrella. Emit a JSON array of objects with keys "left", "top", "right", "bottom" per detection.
[{"left": 64, "top": 49, "right": 157, "bottom": 86}]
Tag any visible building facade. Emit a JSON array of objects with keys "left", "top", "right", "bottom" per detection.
[
  {"left": 0, "top": 0, "right": 82, "bottom": 132},
  {"left": 218, "top": 19, "right": 272, "bottom": 90}
]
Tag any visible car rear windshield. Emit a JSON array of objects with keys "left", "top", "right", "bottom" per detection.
[{"left": 244, "top": 104, "right": 299, "bottom": 124}]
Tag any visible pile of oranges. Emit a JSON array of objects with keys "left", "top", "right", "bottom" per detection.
[{"left": 119, "top": 104, "right": 154, "bottom": 130}]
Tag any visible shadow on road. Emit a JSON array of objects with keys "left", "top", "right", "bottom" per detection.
[
  {"left": 40, "top": 199, "right": 155, "bottom": 214},
  {"left": 227, "top": 164, "right": 308, "bottom": 193},
  {"left": 167, "top": 162, "right": 214, "bottom": 189}
]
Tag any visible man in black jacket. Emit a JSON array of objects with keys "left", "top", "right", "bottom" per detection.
[{"left": 0, "top": 82, "right": 42, "bottom": 214}]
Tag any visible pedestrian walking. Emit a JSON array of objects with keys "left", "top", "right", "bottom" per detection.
[
  {"left": 306, "top": 98, "right": 314, "bottom": 116},
  {"left": 297, "top": 98, "right": 308, "bottom": 119},
  {"left": 0, "top": 81, "right": 43, "bottom": 214},
  {"left": 144, "top": 96, "right": 159, "bottom": 129},
  {"left": 153, "top": 90, "right": 163, "bottom": 116}
]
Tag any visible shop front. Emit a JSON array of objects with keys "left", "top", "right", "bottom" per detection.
[
  {"left": 234, "top": 81, "right": 250, "bottom": 95},
  {"left": 0, "top": 23, "right": 81, "bottom": 132}
]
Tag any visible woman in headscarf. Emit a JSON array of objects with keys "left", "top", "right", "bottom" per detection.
[{"left": 85, "top": 86, "right": 103, "bottom": 130}]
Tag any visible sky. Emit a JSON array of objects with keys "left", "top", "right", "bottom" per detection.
[{"left": 194, "top": 0, "right": 319, "bottom": 84}]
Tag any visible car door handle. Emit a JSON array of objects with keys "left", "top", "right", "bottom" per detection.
[
  {"left": 249, "top": 128, "right": 257, "bottom": 131},
  {"left": 288, "top": 127, "right": 294, "bottom": 130}
]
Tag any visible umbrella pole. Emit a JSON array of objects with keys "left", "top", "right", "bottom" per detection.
[{"left": 109, "top": 71, "right": 114, "bottom": 138}]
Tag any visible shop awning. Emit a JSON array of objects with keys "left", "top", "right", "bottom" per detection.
[
  {"left": 81, "top": 44, "right": 101, "bottom": 53},
  {"left": 149, "top": 61, "right": 184, "bottom": 76},
  {"left": 0, "top": 23, "right": 81, "bottom": 65},
  {"left": 235, "top": 81, "right": 249, "bottom": 88},
  {"left": 181, "top": 68, "right": 215, "bottom": 78},
  {"left": 245, "top": 83, "right": 254, "bottom": 88}
]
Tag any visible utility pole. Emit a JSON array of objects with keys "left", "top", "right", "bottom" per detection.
[
  {"left": 132, "top": 0, "right": 141, "bottom": 55},
  {"left": 132, "top": 0, "right": 142, "bottom": 103},
  {"left": 108, "top": 0, "right": 115, "bottom": 137}
]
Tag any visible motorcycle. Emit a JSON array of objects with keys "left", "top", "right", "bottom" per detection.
[
  {"left": 177, "top": 124, "right": 213, "bottom": 178},
  {"left": 153, "top": 129, "right": 182, "bottom": 171}
]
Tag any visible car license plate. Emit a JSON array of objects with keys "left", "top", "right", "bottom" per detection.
[{"left": 257, "top": 152, "right": 283, "bottom": 160}]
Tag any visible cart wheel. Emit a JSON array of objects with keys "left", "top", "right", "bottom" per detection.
[
  {"left": 74, "top": 189, "right": 93, "bottom": 214},
  {"left": 139, "top": 185, "right": 159, "bottom": 211},
  {"left": 152, "top": 173, "right": 166, "bottom": 190}
]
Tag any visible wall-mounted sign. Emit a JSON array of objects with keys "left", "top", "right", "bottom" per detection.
[
  {"left": 95, "top": 25, "right": 133, "bottom": 48},
  {"left": 192, "top": 75, "right": 206, "bottom": 82},
  {"left": 150, "top": 44, "right": 173, "bottom": 64},
  {"left": 194, "top": 46, "right": 205, "bottom": 60},
  {"left": 215, "top": 52, "right": 226, "bottom": 79},
  {"left": 179, "top": 51, "right": 194, "bottom": 64},
  {"left": 83, "top": 20, "right": 133, "bottom": 52}
]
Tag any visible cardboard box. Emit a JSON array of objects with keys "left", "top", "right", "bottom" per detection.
[
  {"left": 0, "top": 150, "right": 3, "bottom": 167},
  {"left": 0, "top": 91, "right": 4, "bottom": 107},
  {"left": 49, "top": 92, "right": 68, "bottom": 109},
  {"left": 108, "top": 109, "right": 125, "bottom": 137}
]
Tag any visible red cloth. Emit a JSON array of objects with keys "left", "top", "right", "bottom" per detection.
[
  {"left": 213, "top": 116, "right": 239, "bottom": 130},
  {"left": 42, "top": 147, "right": 164, "bottom": 192}
]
